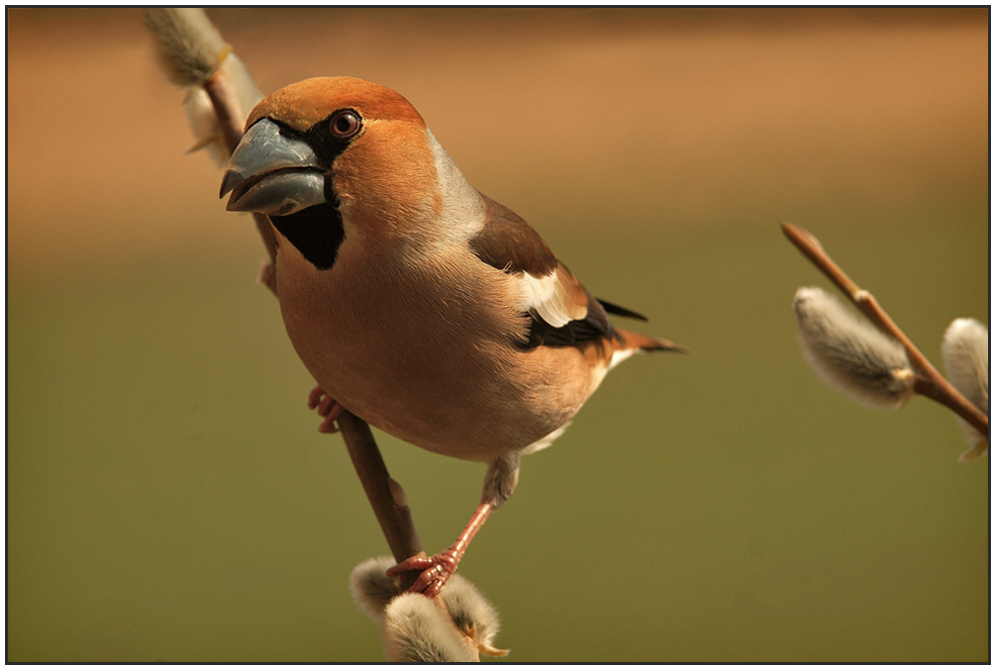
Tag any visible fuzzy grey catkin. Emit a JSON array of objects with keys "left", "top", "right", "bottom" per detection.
[
  {"left": 793, "top": 287, "right": 915, "bottom": 409},
  {"left": 438, "top": 570, "right": 506, "bottom": 656},
  {"left": 144, "top": 8, "right": 226, "bottom": 87},
  {"left": 942, "top": 318, "right": 989, "bottom": 416},
  {"left": 941, "top": 318, "right": 989, "bottom": 459},
  {"left": 383, "top": 594, "right": 478, "bottom": 662},
  {"left": 349, "top": 556, "right": 402, "bottom": 624}
]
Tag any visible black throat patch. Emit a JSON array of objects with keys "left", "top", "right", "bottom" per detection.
[{"left": 269, "top": 202, "right": 344, "bottom": 271}]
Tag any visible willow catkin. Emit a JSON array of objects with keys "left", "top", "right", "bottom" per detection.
[
  {"left": 941, "top": 318, "right": 989, "bottom": 459},
  {"left": 793, "top": 287, "right": 914, "bottom": 409}
]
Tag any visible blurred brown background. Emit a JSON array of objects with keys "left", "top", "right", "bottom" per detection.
[{"left": 8, "top": 7, "right": 989, "bottom": 662}]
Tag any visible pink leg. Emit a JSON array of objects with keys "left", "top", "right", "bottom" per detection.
[
  {"left": 307, "top": 385, "right": 344, "bottom": 433},
  {"left": 386, "top": 502, "right": 494, "bottom": 599}
]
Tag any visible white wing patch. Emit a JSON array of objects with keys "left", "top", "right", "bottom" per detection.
[{"left": 519, "top": 269, "right": 588, "bottom": 327}]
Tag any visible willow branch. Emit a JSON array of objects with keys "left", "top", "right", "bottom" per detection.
[
  {"left": 337, "top": 412, "right": 426, "bottom": 590},
  {"left": 782, "top": 222, "right": 988, "bottom": 438}
]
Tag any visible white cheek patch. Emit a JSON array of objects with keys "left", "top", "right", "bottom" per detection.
[{"left": 520, "top": 269, "right": 588, "bottom": 327}]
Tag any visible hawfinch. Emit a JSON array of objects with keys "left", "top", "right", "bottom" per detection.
[{"left": 220, "top": 76, "right": 683, "bottom": 598}]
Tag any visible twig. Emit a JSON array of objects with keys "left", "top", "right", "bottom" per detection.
[
  {"left": 337, "top": 412, "right": 426, "bottom": 591},
  {"left": 781, "top": 222, "right": 989, "bottom": 438}
]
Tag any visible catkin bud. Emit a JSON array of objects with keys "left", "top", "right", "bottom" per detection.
[
  {"left": 941, "top": 318, "right": 989, "bottom": 460},
  {"left": 349, "top": 556, "right": 400, "bottom": 624},
  {"left": 144, "top": 8, "right": 225, "bottom": 87},
  {"left": 793, "top": 287, "right": 915, "bottom": 409},
  {"left": 438, "top": 571, "right": 507, "bottom": 657},
  {"left": 383, "top": 594, "right": 478, "bottom": 662}
]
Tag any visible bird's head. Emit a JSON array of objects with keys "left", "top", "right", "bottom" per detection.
[{"left": 220, "top": 76, "right": 461, "bottom": 269}]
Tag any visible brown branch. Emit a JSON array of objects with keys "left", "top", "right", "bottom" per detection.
[
  {"left": 202, "top": 69, "right": 243, "bottom": 156},
  {"left": 782, "top": 222, "right": 989, "bottom": 440},
  {"left": 337, "top": 412, "right": 426, "bottom": 591}
]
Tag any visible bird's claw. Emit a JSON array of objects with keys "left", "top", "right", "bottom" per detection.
[
  {"left": 386, "top": 548, "right": 460, "bottom": 599},
  {"left": 307, "top": 385, "right": 344, "bottom": 433}
]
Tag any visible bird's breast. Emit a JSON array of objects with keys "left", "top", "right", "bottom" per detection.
[{"left": 273, "top": 234, "right": 598, "bottom": 462}]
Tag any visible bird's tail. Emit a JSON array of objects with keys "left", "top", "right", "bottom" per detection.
[
  {"left": 597, "top": 327, "right": 686, "bottom": 374},
  {"left": 616, "top": 327, "right": 689, "bottom": 354}
]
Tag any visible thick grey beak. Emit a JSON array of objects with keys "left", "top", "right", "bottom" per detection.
[{"left": 220, "top": 118, "right": 328, "bottom": 216}]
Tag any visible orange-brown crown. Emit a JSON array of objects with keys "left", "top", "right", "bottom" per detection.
[{"left": 245, "top": 76, "right": 425, "bottom": 132}]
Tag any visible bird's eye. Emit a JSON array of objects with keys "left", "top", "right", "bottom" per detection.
[{"left": 330, "top": 110, "right": 362, "bottom": 139}]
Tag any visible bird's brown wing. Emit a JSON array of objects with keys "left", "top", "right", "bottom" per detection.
[{"left": 469, "top": 193, "right": 630, "bottom": 348}]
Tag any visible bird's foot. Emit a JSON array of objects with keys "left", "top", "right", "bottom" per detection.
[
  {"left": 307, "top": 385, "right": 344, "bottom": 433},
  {"left": 386, "top": 547, "right": 461, "bottom": 599}
]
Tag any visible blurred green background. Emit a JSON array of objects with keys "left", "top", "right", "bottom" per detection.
[{"left": 7, "top": 7, "right": 988, "bottom": 662}]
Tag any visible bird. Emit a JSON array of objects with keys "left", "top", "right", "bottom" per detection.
[{"left": 219, "top": 76, "right": 684, "bottom": 598}]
